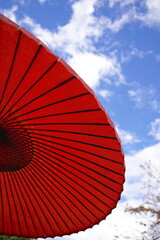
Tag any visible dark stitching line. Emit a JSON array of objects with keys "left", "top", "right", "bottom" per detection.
[
  {"left": 33, "top": 138, "right": 123, "bottom": 176},
  {"left": 31, "top": 134, "right": 123, "bottom": 165},
  {"left": 4, "top": 74, "right": 75, "bottom": 121},
  {"left": 3, "top": 174, "right": 14, "bottom": 235},
  {"left": 27, "top": 163, "right": 76, "bottom": 233},
  {"left": 33, "top": 140, "right": 122, "bottom": 196},
  {"left": 3, "top": 122, "right": 109, "bottom": 128},
  {"left": 0, "top": 174, "right": 4, "bottom": 233},
  {"left": 6, "top": 124, "right": 122, "bottom": 166},
  {"left": 13, "top": 171, "right": 38, "bottom": 236},
  {"left": 1, "top": 45, "right": 42, "bottom": 120},
  {"left": 2, "top": 59, "right": 58, "bottom": 120},
  {"left": 34, "top": 151, "right": 104, "bottom": 220},
  {"left": 28, "top": 128, "right": 117, "bottom": 140},
  {"left": 1, "top": 124, "right": 122, "bottom": 176},
  {"left": 31, "top": 158, "right": 86, "bottom": 229},
  {"left": 4, "top": 92, "right": 90, "bottom": 124},
  {"left": 6, "top": 172, "right": 22, "bottom": 236},
  {"left": 6, "top": 109, "right": 102, "bottom": 125},
  {"left": 34, "top": 148, "right": 113, "bottom": 210},
  {"left": 30, "top": 130, "right": 120, "bottom": 152},
  {"left": 32, "top": 153, "right": 96, "bottom": 225},
  {"left": 21, "top": 167, "right": 60, "bottom": 235},
  {"left": 33, "top": 139, "right": 123, "bottom": 188},
  {"left": 0, "top": 31, "right": 22, "bottom": 106},
  {"left": 10, "top": 173, "right": 30, "bottom": 236},
  {"left": 17, "top": 170, "right": 48, "bottom": 236}
]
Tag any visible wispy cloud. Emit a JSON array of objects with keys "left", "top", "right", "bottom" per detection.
[
  {"left": 97, "top": 89, "right": 113, "bottom": 99},
  {"left": 108, "top": 0, "right": 160, "bottom": 30},
  {"left": 128, "top": 85, "right": 160, "bottom": 112},
  {"left": 149, "top": 118, "right": 160, "bottom": 140},
  {"left": 108, "top": 0, "right": 136, "bottom": 8},
  {"left": 138, "top": 0, "right": 160, "bottom": 28},
  {"left": 38, "top": 0, "right": 48, "bottom": 4},
  {"left": 116, "top": 125, "right": 140, "bottom": 145},
  {"left": 105, "top": 12, "right": 133, "bottom": 32},
  {"left": 12, "top": 0, "right": 125, "bottom": 88},
  {"left": 0, "top": 5, "right": 18, "bottom": 22}
]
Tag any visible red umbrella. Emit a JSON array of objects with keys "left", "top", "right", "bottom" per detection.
[{"left": 0, "top": 14, "right": 125, "bottom": 238}]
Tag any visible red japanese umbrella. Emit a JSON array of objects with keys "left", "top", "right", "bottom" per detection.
[{"left": 0, "top": 14, "right": 125, "bottom": 238}]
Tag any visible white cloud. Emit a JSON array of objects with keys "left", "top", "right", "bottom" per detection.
[
  {"left": 1, "top": 5, "right": 18, "bottom": 22},
  {"left": 20, "top": 17, "right": 124, "bottom": 88},
  {"left": 107, "top": 0, "right": 160, "bottom": 32},
  {"left": 106, "top": 12, "right": 132, "bottom": 32},
  {"left": 116, "top": 126, "right": 140, "bottom": 145},
  {"left": 18, "top": 0, "right": 125, "bottom": 88},
  {"left": 57, "top": 204, "right": 145, "bottom": 240},
  {"left": 120, "top": 47, "right": 152, "bottom": 63},
  {"left": 128, "top": 85, "right": 160, "bottom": 112},
  {"left": 108, "top": 0, "right": 160, "bottom": 30},
  {"left": 38, "top": 0, "right": 48, "bottom": 3},
  {"left": 156, "top": 54, "right": 160, "bottom": 61},
  {"left": 149, "top": 100, "right": 160, "bottom": 112},
  {"left": 139, "top": 0, "right": 160, "bottom": 28},
  {"left": 130, "top": 47, "right": 153, "bottom": 59},
  {"left": 108, "top": 0, "right": 136, "bottom": 8},
  {"left": 128, "top": 89, "right": 143, "bottom": 106},
  {"left": 125, "top": 142, "right": 160, "bottom": 180},
  {"left": 97, "top": 89, "right": 113, "bottom": 98},
  {"left": 21, "top": 0, "right": 106, "bottom": 53},
  {"left": 149, "top": 118, "right": 160, "bottom": 140},
  {"left": 68, "top": 52, "right": 124, "bottom": 88}
]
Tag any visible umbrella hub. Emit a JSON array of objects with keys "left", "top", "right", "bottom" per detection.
[{"left": 0, "top": 125, "right": 33, "bottom": 172}]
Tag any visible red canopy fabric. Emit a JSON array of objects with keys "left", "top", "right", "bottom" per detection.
[{"left": 0, "top": 14, "right": 125, "bottom": 238}]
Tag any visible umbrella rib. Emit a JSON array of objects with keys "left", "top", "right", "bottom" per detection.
[
  {"left": 33, "top": 138, "right": 123, "bottom": 176},
  {"left": 0, "top": 31, "right": 22, "bottom": 106},
  {"left": 34, "top": 141, "right": 121, "bottom": 198},
  {"left": 16, "top": 171, "right": 50, "bottom": 237},
  {"left": 30, "top": 130, "right": 120, "bottom": 152},
  {"left": 5, "top": 173, "right": 22, "bottom": 236},
  {"left": 3, "top": 92, "right": 90, "bottom": 124},
  {"left": 0, "top": 175, "right": 4, "bottom": 233},
  {"left": 31, "top": 159, "right": 87, "bottom": 229},
  {"left": 31, "top": 158, "right": 96, "bottom": 226},
  {"left": 21, "top": 167, "right": 64, "bottom": 235},
  {"left": 1, "top": 122, "right": 123, "bottom": 175},
  {"left": 3, "top": 124, "right": 122, "bottom": 176},
  {"left": 9, "top": 173, "right": 30, "bottom": 237},
  {"left": 29, "top": 128, "right": 117, "bottom": 140},
  {"left": 2, "top": 58, "right": 58, "bottom": 121},
  {"left": 27, "top": 163, "right": 80, "bottom": 233},
  {"left": 34, "top": 139, "right": 123, "bottom": 188},
  {"left": 34, "top": 146, "right": 116, "bottom": 205},
  {"left": 0, "top": 44, "right": 42, "bottom": 119},
  {"left": 4, "top": 74, "right": 75, "bottom": 121},
  {"left": 33, "top": 151, "right": 105, "bottom": 222},
  {"left": 2, "top": 174, "right": 14, "bottom": 235},
  {"left": 31, "top": 134, "right": 123, "bottom": 165},
  {"left": 6, "top": 109, "right": 103, "bottom": 125},
  {"left": 4, "top": 122, "right": 109, "bottom": 128},
  {"left": 13, "top": 171, "right": 39, "bottom": 236}
]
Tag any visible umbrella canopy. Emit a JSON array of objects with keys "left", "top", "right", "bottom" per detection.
[{"left": 0, "top": 14, "right": 125, "bottom": 238}]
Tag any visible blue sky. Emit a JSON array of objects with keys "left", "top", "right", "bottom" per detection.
[{"left": 0, "top": 0, "right": 160, "bottom": 239}]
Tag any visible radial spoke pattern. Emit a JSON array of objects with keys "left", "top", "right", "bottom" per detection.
[{"left": 0, "top": 14, "right": 125, "bottom": 238}]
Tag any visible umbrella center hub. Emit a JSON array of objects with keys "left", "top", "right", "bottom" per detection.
[{"left": 0, "top": 125, "right": 33, "bottom": 172}]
